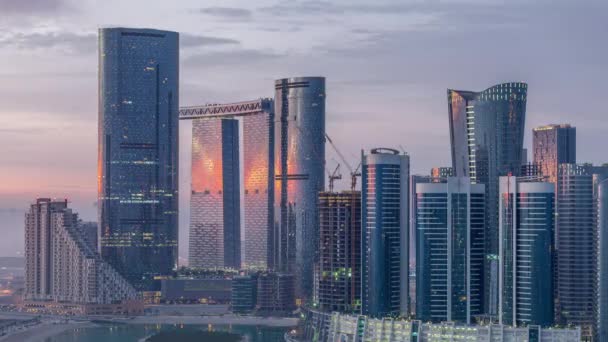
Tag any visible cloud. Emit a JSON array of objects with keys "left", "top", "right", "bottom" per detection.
[
  {"left": 180, "top": 33, "right": 240, "bottom": 48},
  {"left": 0, "top": 31, "right": 95, "bottom": 54},
  {"left": 0, "top": 0, "right": 69, "bottom": 14},
  {"left": 183, "top": 49, "right": 286, "bottom": 67},
  {"left": 198, "top": 7, "right": 252, "bottom": 19}
]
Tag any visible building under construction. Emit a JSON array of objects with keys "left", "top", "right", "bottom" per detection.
[{"left": 316, "top": 191, "right": 362, "bottom": 313}]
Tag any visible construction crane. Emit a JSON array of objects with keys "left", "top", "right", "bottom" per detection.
[
  {"left": 327, "top": 164, "right": 342, "bottom": 192},
  {"left": 325, "top": 133, "right": 361, "bottom": 191}
]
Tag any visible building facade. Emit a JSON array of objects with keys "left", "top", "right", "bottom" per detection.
[
  {"left": 232, "top": 275, "right": 258, "bottom": 313},
  {"left": 498, "top": 177, "right": 554, "bottom": 327},
  {"left": 324, "top": 313, "right": 581, "bottom": 342},
  {"left": 555, "top": 164, "right": 597, "bottom": 339},
  {"left": 448, "top": 83, "right": 527, "bottom": 315},
  {"left": 596, "top": 175, "right": 608, "bottom": 342},
  {"left": 533, "top": 124, "right": 576, "bottom": 183},
  {"left": 274, "top": 77, "right": 326, "bottom": 300},
  {"left": 361, "top": 148, "right": 409, "bottom": 317},
  {"left": 98, "top": 28, "right": 179, "bottom": 290},
  {"left": 316, "top": 191, "right": 361, "bottom": 313},
  {"left": 25, "top": 199, "right": 138, "bottom": 308},
  {"left": 256, "top": 272, "right": 295, "bottom": 313},
  {"left": 180, "top": 99, "right": 275, "bottom": 270},
  {"left": 415, "top": 178, "right": 485, "bottom": 324}
]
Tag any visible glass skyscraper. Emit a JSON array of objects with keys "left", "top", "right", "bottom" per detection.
[
  {"left": 596, "top": 175, "right": 608, "bottom": 342},
  {"left": 415, "top": 177, "right": 485, "bottom": 324},
  {"left": 98, "top": 28, "right": 179, "bottom": 291},
  {"left": 533, "top": 124, "right": 576, "bottom": 184},
  {"left": 180, "top": 99, "right": 275, "bottom": 270},
  {"left": 274, "top": 77, "right": 325, "bottom": 300},
  {"left": 498, "top": 176, "right": 554, "bottom": 327},
  {"left": 361, "top": 148, "right": 409, "bottom": 317},
  {"left": 448, "top": 82, "right": 527, "bottom": 314}
]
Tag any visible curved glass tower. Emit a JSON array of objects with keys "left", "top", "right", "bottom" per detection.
[
  {"left": 274, "top": 77, "right": 325, "bottom": 300},
  {"left": 98, "top": 28, "right": 179, "bottom": 291},
  {"left": 498, "top": 177, "right": 554, "bottom": 327},
  {"left": 448, "top": 82, "right": 527, "bottom": 314},
  {"left": 361, "top": 148, "right": 409, "bottom": 317}
]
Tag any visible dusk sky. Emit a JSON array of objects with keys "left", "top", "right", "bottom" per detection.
[{"left": 1, "top": 0, "right": 606, "bottom": 258}]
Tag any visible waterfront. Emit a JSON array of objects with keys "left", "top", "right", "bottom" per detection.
[{"left": 44, "top": 324, "right": 291, "bottom": 342}]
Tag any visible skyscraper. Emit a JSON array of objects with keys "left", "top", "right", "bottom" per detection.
[
  {"left": 555, "top": 164, "right": 596, "bottom": 338},
  {"left": 361, "top": 148, "right": 409, "bottom": 317},
  {"left": 181, "top": 99, "right": 275, "bottom": 270},
  {"left": 274, "top": 77, "right": 325, "bottom": 300},
  {"left": 596, "top": 175, "right": 608, "bottom": 342},
  {"left": 415, "top": 177, "right": 485, "bottom": 324},
  {"left": 316, "top": 191, "right": 361, "bottom": 313},
  {"left": 533, "top": 124, "right": 576, "bottom": 183},
  {"left": 448, "top": 82, "right": 527, "bottom": 314},
  {"left": 98, "top": 28, "right": 179, "bottom": 291},
  {"left": 498, "top": 176, "right": 554, "bottom": 327},
  {"left": 188, "top": 118, "right": 241, "bottom": 268}
]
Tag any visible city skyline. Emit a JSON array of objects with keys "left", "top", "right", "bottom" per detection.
[{"left": 2, "top": 0, "right": 608, "bottom": 260}]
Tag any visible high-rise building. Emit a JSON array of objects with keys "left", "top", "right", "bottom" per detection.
[
  {"left": 316, "top": 191, "right": 361, "bottom": 313},
  {"left": 274, "top": 77, "right": 325, "bottom": 300},
  {"left": 448, "top": 82, "right": 527, "bottom": 314},
  {"left": 533, "top": 124, "right": 576, "bottom": 183},
  {"left": 361, "top": 148, "right": 409, "bottom": 317},
  {"left": 25, "top": 199, "right": 139, "bottom": 313},
  {"left": 430, "top": 166, "right": 454, "bottom": 180},
  {"left": 415, "top": 177, "right": 485, "bottom": 324},
  {"left": 596, "top": 175, "right": 608, "bottom": 342},
  {"left": 498, "top": 177, "right": 554, "bottom": 327},
  {"left": 98, "top": 28, "right": 179, "bottom": 291},
  {"left": 181, "top": 99, "right": 275, "bottom": 270},
  {"left": 555, "top": 164, "right": 597, "bottom": 338}
]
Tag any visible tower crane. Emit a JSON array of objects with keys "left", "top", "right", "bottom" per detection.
[
  {"left": 327, "top": 164, "right": 342, "bottom": 192},
  {"left": 325, "top": 133, "right": 361, "bottom": 191}
]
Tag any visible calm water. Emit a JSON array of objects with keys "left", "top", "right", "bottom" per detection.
[{"left": 44, "top": 324, "right": 290, "bottom": 342}]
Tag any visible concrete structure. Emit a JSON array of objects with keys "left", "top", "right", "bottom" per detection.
[
  {"left": 361, "top": 148, "right": 409, "bottom": 317},
  {"left": 98, "top": 28, "right": 179, "bottom": 291},
  {"left": 181, "top": 99, "right": 275, "bottom": 270},
  {"left": 274, "top": 77, "right": 326, "bottom": 300},
  {"left": 324, "top": 313, "right": 581, "bottom": 342},
  {"left": 448, "top": 83, "right": 527, "bottom": 315},
  {"left": 533, "top": 124, "right": 576, "bottom": 183},
  {"left": 25, "top": 199, "right": 139, "bottom": 314},
  {"left": 415, "top": 178, "right": 485, "bottom": 324},
  {"left": 316, "top": 191, "right": 361, "bottom": 313},
  {"left": 498, "top": 177, "right": 554, "bottom": 327}
]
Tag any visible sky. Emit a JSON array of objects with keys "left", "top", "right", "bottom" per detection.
[{"left": 0, "top": 0, "right": 606, "bottom": 258}]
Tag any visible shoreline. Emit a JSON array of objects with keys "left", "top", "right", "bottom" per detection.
[
  {"left": 0, "top": 313, "right": 297, "bottom": 341},
  {"left": 0, "top": 321, "right": 95, "bottom": 342}
]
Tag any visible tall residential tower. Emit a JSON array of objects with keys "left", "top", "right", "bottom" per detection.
[
  {"left": 98, "top": 28, "right": 179, "bottom": 290},
  {"left": 498, "top": 177, "right": 554, "bottom": 327},
  {"left": 274, "top": 77, "right": 326, "bottom": 300},
  {"left": 361, "top": 148, "right": 409, "bottom": 317},
  {"left": 415, "top": 178, "right": 485, "bottom": 324},
  {"left": 448, "top": 82, "right": 527, "bottom": 314}
]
